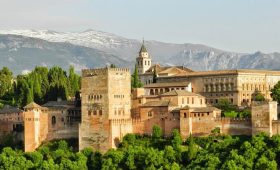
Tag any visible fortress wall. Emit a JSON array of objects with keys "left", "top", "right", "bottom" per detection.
[
  {"left": 110, "top": 118, "right": 133, "bottom": 148},
  {"left": 79, "top": 118, "right": 111, "bottom": 152},
  {"left": 272, "top": 121, "right": 280, "bottom": 135}
]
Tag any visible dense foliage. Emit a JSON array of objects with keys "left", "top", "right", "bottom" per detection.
[
  {"left": 1, "top": 127, "right": 280, "bottom": 169},
  {"left": 216, "top": 99, "right": 251, "bottom": 118},
  {"left": 0, "top": 66, "right": 80, "bottom": 108},
  {"left": 271, "top": 81, "right": 280, "bottom": 104}
]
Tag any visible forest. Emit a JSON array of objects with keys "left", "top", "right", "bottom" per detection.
[
  {"left": 0, "top": 125, "right": 279, "bottom": 170},
  {"left": 0, "top": 66, "right": 80, "bottom": 108}
]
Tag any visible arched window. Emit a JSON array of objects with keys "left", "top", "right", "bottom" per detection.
[{"left": 52, "top": 116, "right": 56, "bottom": 125}]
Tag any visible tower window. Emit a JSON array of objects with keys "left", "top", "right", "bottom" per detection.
[{"left": 52, "top": 116, "right": 56, "bottom": 125}]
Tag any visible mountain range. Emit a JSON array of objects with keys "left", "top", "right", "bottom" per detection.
[{"left": 0, "top": 29, "right": 279, "bottom": 75}]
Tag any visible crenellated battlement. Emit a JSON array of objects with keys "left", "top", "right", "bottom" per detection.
[
  {"left": 110, "top": 118, "right": 132, "bottom": 125},
  {"left": 214, "top": 117, "right": 251, "bottom": 123},
  {"left": 82, "top": 67, "right": 130, "bottom": 77},
  {"left": 132, "top": 118, "right": 142, "bottom": 123},
  {"left": 108, "top": 68, "right": 130, "bottom": 72}
]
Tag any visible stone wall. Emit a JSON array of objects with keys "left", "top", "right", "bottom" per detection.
[
  {"left": 24, "top": 110, "right": 48, "bottom": 152},
  {"left": 79, "top": 68, "right": 132, "bottom": 152}
]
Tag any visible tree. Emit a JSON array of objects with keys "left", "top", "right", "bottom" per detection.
[
  {"left": 131, "top": 64, "right": 143, "bottom": 88},
  {"left": 0, "top": 67, "right": 13, "bottom": 98},
  {"left": 211, "top": 127, "right": 221, "bottom": 136},
  {"left": 153, "top": 68, "right": 157, "bottom": 83},
  {"left": 110, "top": 64, "right": 117, "bottom": 68},
  {"left": 152, "top": 125, "right": 162, "bottom": 141},
  {"left": 254, "top": 91, "right": 265, "bottom": 101},
  {"left": 171, "top": 129, "right": 182, "bottom": 150},
  {"left": 224, "top": 111, "right": 238, "bottom": 118},
  {"left": 187, "top": 133, "right": 197, "bottom": 162},
  {"left": 216, "top": 98, "right": 236, "bottom": 113},
  {"left": 67, "top": 66, "right": 80, "bottom": 97},
  {"left": 271, "top": 81, "right": 280, "bottom": 104}
]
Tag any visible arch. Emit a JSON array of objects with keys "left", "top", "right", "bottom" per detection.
[
  {"left": 150, "top": 89, "right": 154, "bottom": 95},
  {"left": 52, "top": 116, "right": 56, "bottom": 125}
]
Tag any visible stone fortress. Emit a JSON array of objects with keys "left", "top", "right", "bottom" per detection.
[{"left": 1, "top": 42, "right": 280, "bottom": 152}]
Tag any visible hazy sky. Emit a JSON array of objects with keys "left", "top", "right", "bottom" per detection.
[{"left": 0, "top": 0, "right": 279, "bottom": 53}]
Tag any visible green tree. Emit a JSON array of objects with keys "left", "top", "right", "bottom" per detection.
[
  {"left": 171, "top": 129, "right": 182, "bottom": 150},
  {"left": 255, "top": 92, "right": 265, "bottom": 101},
  {"left": 67, "top": 66, "right": 80, "bottom": 97},
  {"left": 216, "top": 98, "right": 236, "bottom": 114},
  {"left": 153, "top": 68, "right": 157, "bottom": 83},
  {"left": 110, "top": 64, "right": 117, "bottom": 68},
  {"left": 0, "top": 67, "right": 13, "bottom": 98},
  {"left": 152, "top": 125, "right": 162, "bottom": 141},
  {"left": 187, "top": 134, "right": 197, "bottom": 162},
  {"left": 271, "top": 81, "right": 280, "bottom": 104},
  {"left": 131, "top": 64, "right": 143, "bottom": 88}
]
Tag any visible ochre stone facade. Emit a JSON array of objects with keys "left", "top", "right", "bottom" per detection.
[
  {"left": 79, "top": 68, "right": 132, "bottom": 152},
  {"left": 23, "top": 101, "right": 80, "bottom": 152},
  {"left": 5, "top": 42, "right": 280, "bottom": 153}
]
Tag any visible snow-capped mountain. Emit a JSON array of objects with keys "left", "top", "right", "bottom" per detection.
[{"left": 0, "top": 29, "right": 279, "bottom": 74}]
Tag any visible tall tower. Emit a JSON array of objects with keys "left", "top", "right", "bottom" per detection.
[
  {"left": 79, "top": 67, "right": 132, "bottom": 152},
  {"left": 136, "top": 40, "right": 152, "bottom": 74}
]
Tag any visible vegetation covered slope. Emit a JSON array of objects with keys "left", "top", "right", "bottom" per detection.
[{"left": 0, "top": 126, "right": 279, "bottom": 170}]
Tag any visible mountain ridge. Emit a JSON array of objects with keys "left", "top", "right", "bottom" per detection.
[{"left": 0, "top": 29, "right": 280, "bottom": 74}]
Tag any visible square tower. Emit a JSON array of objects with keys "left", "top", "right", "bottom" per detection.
[{"left": 79, "top": 67, "right": 132, "bottom": 152}]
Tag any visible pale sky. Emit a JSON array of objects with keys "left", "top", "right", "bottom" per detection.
[{"left": 0, "top": 0, "right": 279, "bottom": 53}]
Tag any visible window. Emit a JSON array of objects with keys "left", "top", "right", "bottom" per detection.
[
  {"left": 52, "top": 116, "right": 56, "bottom": 125},
  {"left": 99, "top": 110, "right": 102, "bottom": 116},
  {"left": 93, "top": 110, "right": 97, "bottom": 115},
  {"left": 192, "top": 97, "right": 194, "bottom": 104},
  {"left": 148, "top": 112, "right": 153, "bottom": 117},
  {"left": 182, "top": 98, "right": 184, "bottom": 104},
  {"left": 200, "top": 99, "right": 202, "bottom": 105},
  {"left": 184, "top": 113, "right": 187, "bottom": 118},
  {"left": 139, "top": 100, "right": 141, "bottom": 104}
]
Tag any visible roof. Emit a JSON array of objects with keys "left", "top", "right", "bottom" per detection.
[
  {"left": 161, "top": 90, "right": 203, "bottom": 97},
  {"left": 42, "top": 100, "right": 75, "bottom": 108},
  {"left": 160, "top": 69, "right": 280, "bottom": 78},
  {"left": 144, "top": 81, "right": 190, "bottom": 88},
  {"left": 142, "top": 64, "right": 193, "bottom": 76},
  {"left": 139, "top": 43, "right": 147, "bottom": 53},
  {"left": 24, "top": 102, "right": 42, "bottom": 109},
  {"left": 141, "top": 100, "right": 176, "bottom": 107},
  {"left": 0, "top": 105, "right": 23, "bottom": 114},
  {"left": 158, "top": 67, "right": 188, "bottom": 75},
  {"left": 182, "top": 106, "right": 220, "bottom": 112}
]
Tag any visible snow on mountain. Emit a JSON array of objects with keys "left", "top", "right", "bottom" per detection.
[{"left": 0, "top": 29, "right": 280, "bottom": 73}]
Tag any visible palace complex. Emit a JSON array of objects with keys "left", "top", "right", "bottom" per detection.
[{"left": 1, "top": 42, "right": 280, "bottom": 152}]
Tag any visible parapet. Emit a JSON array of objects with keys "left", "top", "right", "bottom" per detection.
[
  {"left": 82, "top": 67, "right": 130, "bottom": 77},
  {"left": 214, "top": 117, "right": 251, "bottom": 123}
]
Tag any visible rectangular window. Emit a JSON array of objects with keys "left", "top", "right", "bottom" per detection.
[
  {"left": 192, "top": 97, "right": 194, "bottom": 104},
  {"left": 182, "top": 98, "right": 184, "bottom": 104}
]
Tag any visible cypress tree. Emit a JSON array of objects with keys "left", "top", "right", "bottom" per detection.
[
  {"left": 132, "top": 64, "right": 143, "bottom": 88},
  {"left": 153, "top": 68, "right": 157, "bottom": 83}
]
